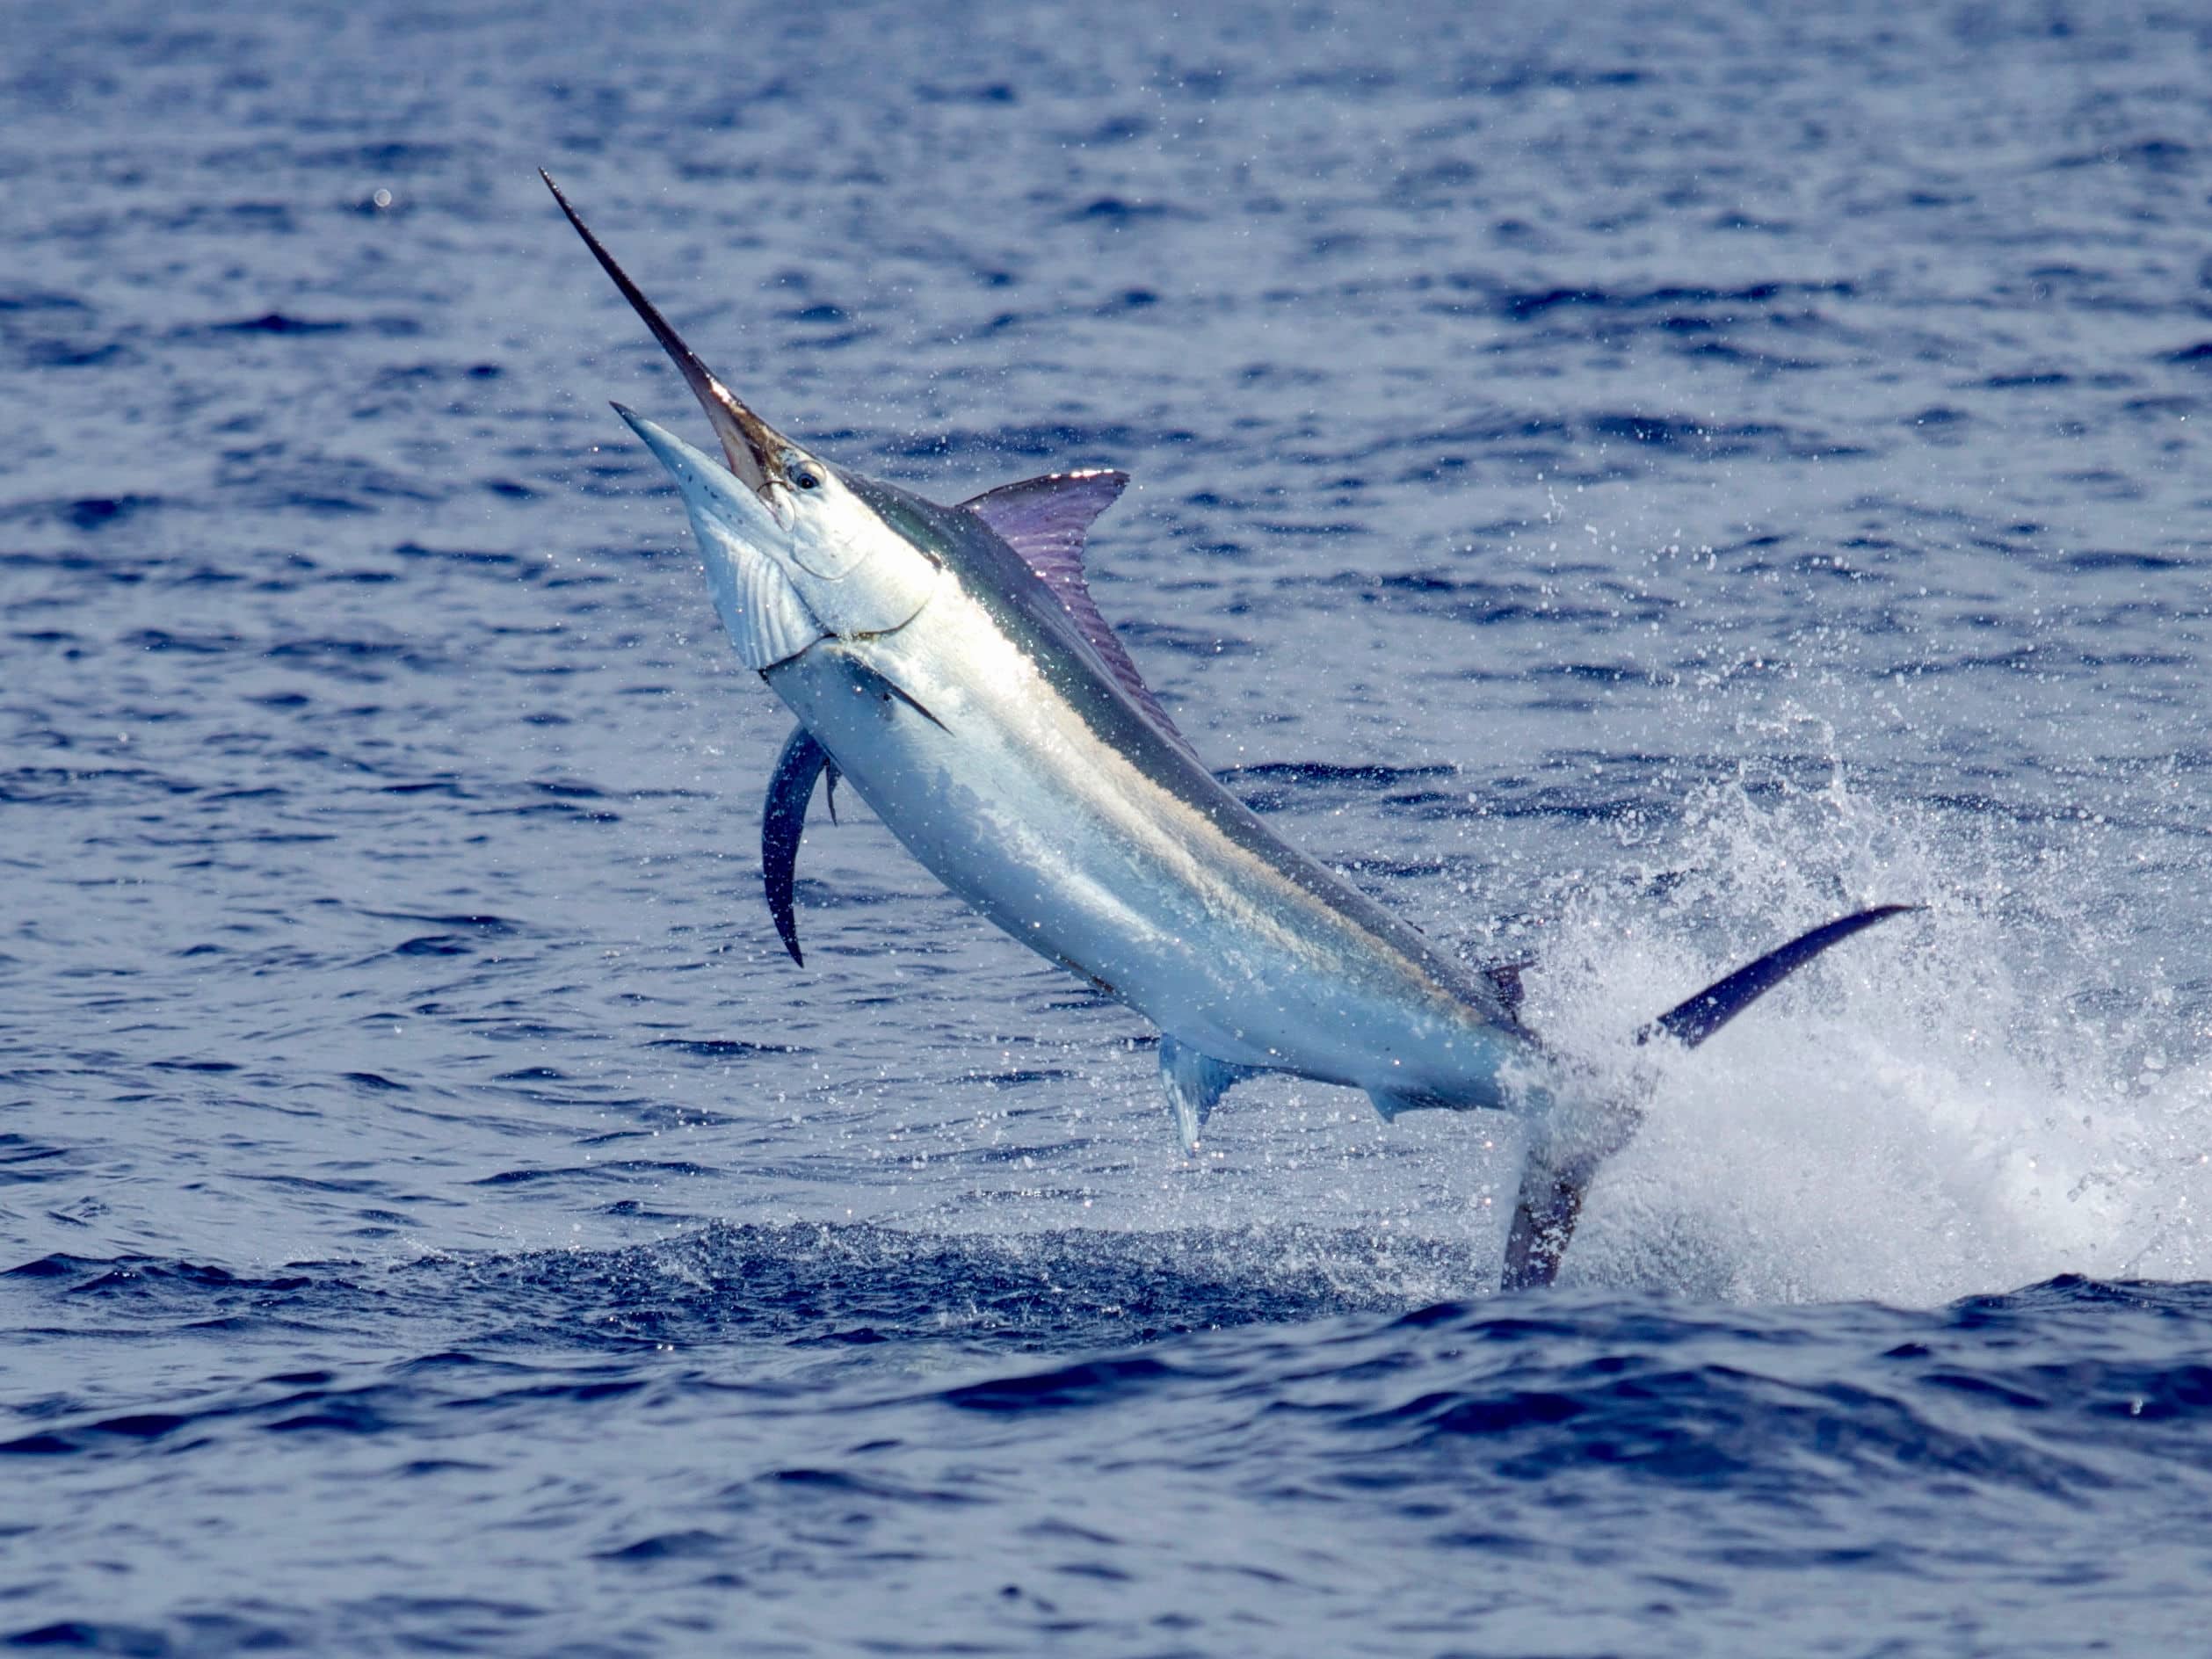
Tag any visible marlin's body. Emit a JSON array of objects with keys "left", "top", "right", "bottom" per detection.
[
  {"left": 765, "top": 476, "right": 1527, "bottom": 1109},
  {"left": 547, "top": 175, "right": 1914, "bottom": 1288}
]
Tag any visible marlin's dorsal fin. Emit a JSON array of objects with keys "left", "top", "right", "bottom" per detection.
[
  {"left": 762, "top": 725, "right": 840, "bottom": 966},
  {"left": 961, "top": 471, "right": 1195, "bottom": 755},
  {"left": 962, "top": 468, "right": 1127, "bottom": 596}
]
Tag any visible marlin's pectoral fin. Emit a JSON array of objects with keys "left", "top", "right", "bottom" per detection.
[
  {"left": 763, "top": 725, "right": 841, "bottom": 967},
  {"left": 1640, "top": 902, "right": 1923, "bottom": 1049},
  {"left": 1158, "top": 1035, "right": 1251, "bottom": 1151},
  {"left": 846, "top": 662, "right": 946, "bottom": 732}
]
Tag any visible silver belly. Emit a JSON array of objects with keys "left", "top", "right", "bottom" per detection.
[{"left": 765, "top": 607, "right": 1525, "bottom": 1109}]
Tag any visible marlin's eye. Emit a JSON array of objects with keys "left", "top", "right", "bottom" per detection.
[{"left": 791, "top": 461, "right": 822, "bottom": 491}]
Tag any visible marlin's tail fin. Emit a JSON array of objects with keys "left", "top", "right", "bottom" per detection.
[
  {"left": 1638, "top": 903, "right": 1921, "bottom": 1051},
  {"left": 1503, "top": 902, "right": 1922, "bottom": 1291}
]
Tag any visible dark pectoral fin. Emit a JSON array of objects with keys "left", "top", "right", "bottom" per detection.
[
  {"left": 1642, "top": 902, "right": 1922, "bottom": 1049},
  {"left": 843, "top": 661, "right": 946, "bottom": 733},
  {"left": 762, "top": 725, "right": 840, "bottom": 967}
]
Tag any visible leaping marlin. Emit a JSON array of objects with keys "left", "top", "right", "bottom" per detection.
[{"left": 545, "top": 174, "right": 1916, "bottom": 1290}]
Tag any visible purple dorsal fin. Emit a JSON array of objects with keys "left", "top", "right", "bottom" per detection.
[{"left": 961, "top": 471, "right": 1195, "bottom": 755}]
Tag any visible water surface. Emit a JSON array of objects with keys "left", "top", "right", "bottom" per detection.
[{"left": 6, "top": 2, "right": 2212, "bottom": 1652}]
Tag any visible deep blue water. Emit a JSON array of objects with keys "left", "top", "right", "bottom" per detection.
[{"left": 7, "top": 1, "right": 2212, "bottom": 1652}]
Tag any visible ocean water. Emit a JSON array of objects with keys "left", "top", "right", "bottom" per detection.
[{"left": 6, "top": 0, "right": 2212, "bottom": 1651}]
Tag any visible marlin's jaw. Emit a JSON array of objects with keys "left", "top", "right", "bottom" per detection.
[
  {"left": 615, "top": 405, "right": 939, "bottom": 672},
  {"left": 543, "top": 167, "right": 939, "bottom": 670},
  {"left": 544, "top": 170, "right": 789, "bottom": 494}
]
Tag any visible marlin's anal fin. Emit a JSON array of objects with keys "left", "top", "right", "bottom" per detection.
[
  {"left": 762, "top": 725, "right": 840, "bottom": 967},
  {"left": 1158, "top": 1035, "right": 1250, "bottom": 1151},
  {"left": 1481, "top": 960, "right": 1532, "bottom": 1023},
  {"left": 1367, "top": 1088, "right": 1429, "bottom": 1123}
]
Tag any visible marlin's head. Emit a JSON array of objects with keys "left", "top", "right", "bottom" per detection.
[{"left": 545, "top": 172, "right": 937, "bottom": 670}]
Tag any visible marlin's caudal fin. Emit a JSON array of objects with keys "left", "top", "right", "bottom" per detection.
[
  {"left": 1501, "top": 902, "right": 1922, "bottom": 1292},
  {"left": 1638, "top": 903, "right": 1921, "bottom": 1051}
]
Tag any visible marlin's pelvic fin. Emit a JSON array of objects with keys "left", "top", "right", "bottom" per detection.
[
  {"left": 1158, "top": 1035, "right": 1251, "bottom": 1150},
  {"left": 763, "top": 725, "right": 840, "bottom": 967}
]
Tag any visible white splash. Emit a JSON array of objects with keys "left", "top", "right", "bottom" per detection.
[{"left": 1527, "top": 772, "right": 2212, "bottom": 1304}]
